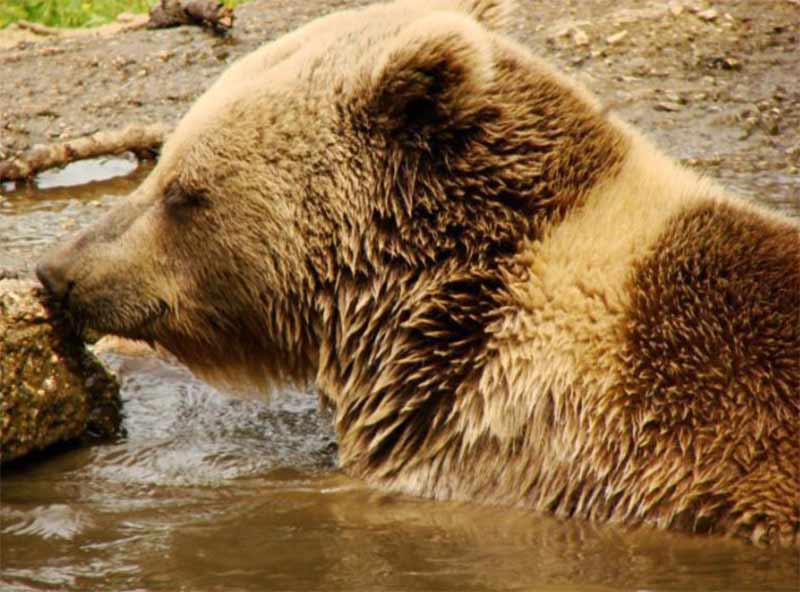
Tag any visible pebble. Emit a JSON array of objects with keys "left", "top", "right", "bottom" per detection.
[
  {"left": 606, "top": 31, "right": 628, "bottom": 45},
  {"left": 669, "top": 2, "right": 684, "bottom": 16},
  {"left": 34, "top": 106, "right": 59, "bottom": 117},
  {"left": 572, "top": 28, "right": 589, "bottom": 46},
  {"left": 707, "top": 56, "right": 741, "bottom": 71},
  {"left": 767, "top": 121, "right": 780, "bottom": 136},
  {"left": 697, "top": 9, "right": 718, "bottom": 21},
  {"left": 723, "top": 57, "right": 742, "bottom": 70},
  {"left": 654, "top": 101, "right": 683, "bottom": 112},
  {"left": 665, "top": 92, "right": 687, "bottom": 105}
]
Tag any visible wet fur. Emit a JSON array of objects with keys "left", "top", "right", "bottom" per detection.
[{"left": 39, "top": 0, "right": 799, "bottom": 545}]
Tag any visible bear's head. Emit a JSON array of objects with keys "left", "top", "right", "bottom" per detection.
[{"left": 37, "top": 0, "right": 623, "bottom": 395}]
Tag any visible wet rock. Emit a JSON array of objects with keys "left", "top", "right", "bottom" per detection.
[{"left": 0, "top": 279, "right": 121, "bottom": 463}]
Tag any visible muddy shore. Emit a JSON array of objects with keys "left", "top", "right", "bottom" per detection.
[{"left": 1, "top": 0, "right": 798, "bottom": 213}]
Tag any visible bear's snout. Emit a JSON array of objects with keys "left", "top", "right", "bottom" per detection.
[{"left": 36, "top": 257, "right": 73, "bottom": 302}]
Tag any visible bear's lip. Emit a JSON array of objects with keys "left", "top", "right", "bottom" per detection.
[{"left": 54, "top": 296, "right": 171, "bottom": 344}]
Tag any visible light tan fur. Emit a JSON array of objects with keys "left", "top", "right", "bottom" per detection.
[{"left": 37, "top": 0, "right": 799, "bottom": 545}]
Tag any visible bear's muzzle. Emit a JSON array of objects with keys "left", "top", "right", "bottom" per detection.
[{"left": 36, "top": 258, "right": 72, "bottom": 303}]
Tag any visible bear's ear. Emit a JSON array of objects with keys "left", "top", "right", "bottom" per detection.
[
  {"left": 367, "top": 12, "right": 493, "bottom": 143},
  {"left": 455, "top": 0, "right": 514, "bottom": 32}
]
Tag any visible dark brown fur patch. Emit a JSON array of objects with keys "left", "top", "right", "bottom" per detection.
[
  {"left": 318, "top": 262, "right": 506, "bottom": 479},
  {"left": 620, "top": 201, "right": 800, "bottom": 545},
  {"left": 351, "top": 43, "right": 629, "bottom": 274}
]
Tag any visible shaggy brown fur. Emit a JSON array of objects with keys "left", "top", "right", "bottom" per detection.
[
  {"left": 619, "top": 202, "right": 800, "bottom": 543},
  {"left": 36, "top": 0, "right": 799, "bottom": 545}
]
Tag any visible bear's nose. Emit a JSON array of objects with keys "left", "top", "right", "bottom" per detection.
[{"left": 36, "top": 260, "right": 71, "bottom": 301}]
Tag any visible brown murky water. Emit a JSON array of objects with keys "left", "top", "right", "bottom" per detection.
[{"left": 1, "top": 160, "right": 798, "bottom": 592}]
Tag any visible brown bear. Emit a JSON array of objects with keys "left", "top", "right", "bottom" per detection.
[{"left": 36, "top": 0, "right": 799, "bottom": 545}]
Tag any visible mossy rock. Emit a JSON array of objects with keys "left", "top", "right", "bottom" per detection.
[{"left": 0, "top": 279, "right": 121, "bottom": 463}]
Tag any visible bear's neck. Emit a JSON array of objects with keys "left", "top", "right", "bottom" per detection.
[
  {"left": 314, "top": 260, "right": 507, "bottom": 485},
  {"left": 310, "top": 60, "right": 634, "bottom": 490}
]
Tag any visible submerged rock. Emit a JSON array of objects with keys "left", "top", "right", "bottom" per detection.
[{"left": 0, "top": 279, "right": 121, "bottom": 463}]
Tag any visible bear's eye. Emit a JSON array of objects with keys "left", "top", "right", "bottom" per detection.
[{"left": 163, "top": 182, "right": 210, "bottom": 211}]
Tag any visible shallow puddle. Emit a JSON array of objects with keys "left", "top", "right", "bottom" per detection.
[
  {"left": 1, "top": 159, "right": 798, "bottom": 591},
  {"left": 0, "top": 156, "right": 152, "bottom": 270}
]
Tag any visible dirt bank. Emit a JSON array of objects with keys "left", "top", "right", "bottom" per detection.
[{"left": 0, "top": 0, "right": 798, "bottom": 214}]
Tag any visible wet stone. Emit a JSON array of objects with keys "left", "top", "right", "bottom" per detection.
[{"left": 0, "top": 279, "right": 121, "bottom": 463}]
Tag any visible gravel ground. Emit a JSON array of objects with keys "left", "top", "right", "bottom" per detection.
[{"left": 0, "top": 0, "right": 798, "bottom": 212}]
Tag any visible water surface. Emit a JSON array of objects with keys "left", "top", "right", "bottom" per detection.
[
  {"left": 1, "top": 159, "right": 798, "bottom": 591},
  {"left": 0, "top": 156, "right": 151, "bottom": 270}
]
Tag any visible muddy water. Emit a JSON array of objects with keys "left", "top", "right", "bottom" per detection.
[
  {"left": 0, "top": 156, "right": 150, "bottom": 272},
  {"left": 1, "top": 160, "right": 798, "bottom": 592}
]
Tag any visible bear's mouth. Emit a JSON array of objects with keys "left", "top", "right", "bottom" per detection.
[{"left": 44, "top": 291, "right": 170, "bottom": 344}]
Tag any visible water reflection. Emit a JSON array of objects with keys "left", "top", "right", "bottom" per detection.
[{"left": 34, "top": 156, "right": 140, "bottom": 191}]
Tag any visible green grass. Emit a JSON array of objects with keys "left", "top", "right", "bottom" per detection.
[
  {"left": 0, "top": 0, "right": 249, "bottom": 29},
  {"left": 0, "top": 0, "right": 153, "bottom": 28}
]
